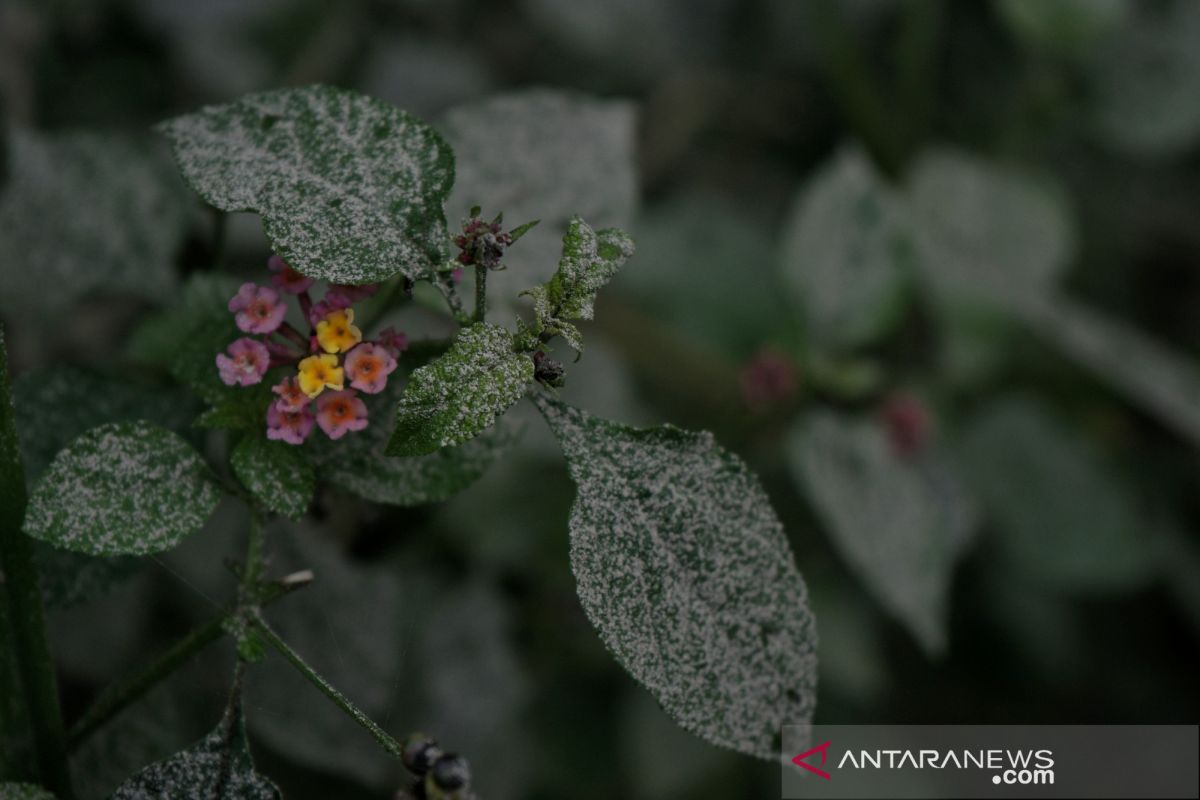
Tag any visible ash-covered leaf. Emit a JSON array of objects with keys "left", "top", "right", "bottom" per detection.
[
  {"left": 959, "top": 396, "right": 1159, "bottom": 591},
  {"left": 781, "top": 147, "right": 910, "bottom": 351},
  {"left": 1020, "top": 299, "right": 1200, "bottom": 452},
  {"left": 0, "top": 784, "right": 56, "bottom": 800},
  {"left": 310, "top": 379, "right": 516, "bottom": 506},
  {"left": 158, "top": 85, "right": 454, "bottom": 284},
  {"left": 536, "top": 395, "right": 817, "bottom": 759},
  {"left": 110, "top": 708, "right": 279, "bottom": 800},
  {"left": 387, "top": 323, "right": 532, "bottom": 456},
  {"left": 522, "top": 217, "right": 634, "bottom": 352},
  {"left": 0, "top": 131, "right": 191, "bottom": 329},
  {"left": 789, "top": 411, "right": 977, "bottom": 655},
  {"left": 12, "top": 366, "right": 197, "bottom": 483},
  {"left": 24, "top": 422, "right": 222, "bottom": 557},
  {"left": 230, "top": 434, "right": 314, "bottom": 519},
  {"left": 908, "top": 149, "right": 1074, "bottom": 309}
]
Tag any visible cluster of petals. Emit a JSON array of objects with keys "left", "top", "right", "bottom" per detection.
[{"left": 214, "top": 254, "right": 402, "bottom": 445}]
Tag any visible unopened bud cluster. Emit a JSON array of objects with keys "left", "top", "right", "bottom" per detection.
[{"left": 395, "top": 733, "right": 476, "bottom": 800}]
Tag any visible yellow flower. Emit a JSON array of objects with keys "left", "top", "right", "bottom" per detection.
[
  {"left": 297, "top": 353, "right": 344, "bottom": 398},
  {"left": 315, "top": 308, "right": 362, "bottom": 354}
]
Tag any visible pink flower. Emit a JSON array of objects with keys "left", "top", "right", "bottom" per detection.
[
  {"left": 451, "top": 267, "right": 464, "bottom": 284},
  {"left": 267, "top": 403, "right": 315, "bottom": 445},
  {"left": 344, "top": 342, "right": 397, "bottom": 394},
  {"left": 315, "top": 389, "right": 368, "bottom": 440},
  {"left": 375, "top": 326, "right": 409, "bottom": 358},
  {"left": 229, "top": 283, "right": 286, "bottom": 334},
  {"left": 327, "top": 283, "right": 380, "bottom": 304},
  {"left": 272, "top": 376, "right": 310, "bottom": 413},
  {"left": 307, "top": 292, "right": 352, "bottom": 328},
  {"left": 267, "top": 254, "right": 314, "bottom": 294},
  {"left": 216, "top": 338, "right": 270, "bottom": 387}
]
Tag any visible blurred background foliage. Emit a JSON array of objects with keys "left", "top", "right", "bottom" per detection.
[{"left": 2, "top": 0, "right": 1200, "bottom": 797}]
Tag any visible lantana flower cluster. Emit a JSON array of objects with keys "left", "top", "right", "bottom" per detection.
[{"left": 215, "top": 255, "right": 408, "bottom": 445}]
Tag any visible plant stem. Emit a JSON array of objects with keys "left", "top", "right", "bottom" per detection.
[
  {"left": 0, "top": 327, "right": 73, "bottom": 798},
  {"left": 241, "top": 510, "right": 265, "bottom": 600},
  {"left": 473, "top": 264, "right": 487, "bottom": 323},
  {"left": 67, "top": 615, "right": 225, "bottom": 748},
  {"left": 251, "top": 614, "right": 403, "bottom": 758},
  {"left": 67, "top": 571, "right": 312, "bottom": 751}
]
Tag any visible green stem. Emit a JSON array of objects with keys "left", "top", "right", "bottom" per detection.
[
  {"left": 67, "top": 615, "right": 225, "bottom": 749},
  {"left": 0, "top": 327, "right": 73, "bottom": 798},
  {"left": 67, "top": 570, "right": 312, "bottom": 751},
  {"left": 241, "top": 510, "right": 265, "bottom": 600},
  {"left": 473, "top": 265, "right": 487, "bottom": 323},
  {"left": 804, "top": 0, "right": 905, "bottom": 178},
  {"left": 251, "top": 614, "right": 403, "bottom": 758}
]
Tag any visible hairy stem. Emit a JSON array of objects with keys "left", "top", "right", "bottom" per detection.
[
  {"left": 0, "top": 327, "right": 73, "bottom": 798},
  {"left": 252, "top": 614, "right": 403, "bottom": 758},
  {"left": 473, "top": 265, "right": 487, "bottom": 323},
  {"left": 67, "top": 615, "right": 225, "bottom": 748}
]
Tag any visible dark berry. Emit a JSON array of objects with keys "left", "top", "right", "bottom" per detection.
[{"left": 402, "top": 733, "right": 442, "bottom": 776}]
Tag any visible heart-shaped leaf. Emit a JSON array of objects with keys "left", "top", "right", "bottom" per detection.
[
  {"left": 536, "top": 395, "right": 817, "bottom": 759},
  {"left": 158, "top": 85, "right": 455, "bottom": 284},
  {"left": 387, "top": 323, "right": 532, "bottom": 457},
  {"left": 789, "top": 411, "right": 978, "bottom": 655},
  {"left": 24, "top": 422, "right": 221, "bottom": 556}
]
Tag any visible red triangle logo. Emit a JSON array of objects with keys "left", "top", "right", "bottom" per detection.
[{"left": 792, "top": 740, "right": 832, "bottom": 780}]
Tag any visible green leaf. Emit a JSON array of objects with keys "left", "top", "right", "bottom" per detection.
[
  {"left": 12, "top": 366, "right": 197, "bottom": 483},
  {"left": 311, "top": 380, "right": 516, "bottom": 506},
  {"left": 0, "top": 784, "right": 56, "bottom": 800},
  {"left": 23, "top": 422, "right": 222, "bottom": 557},
  {"left": 110, "top": 709, "right": 279, "bottom": 799},
  {"left": 908, "top": 149, "right": 1075, "bottom": 309},
  {"left": 231, "top": 435, "right": 315, "bottom": 519},
  {"left": 158, "top": 85, "right": 454, "bottom": 284},
  {"left": 1020, "top": 299, "right": 1200, "bottom": 452},
  {"left": 958, "top": 396, "right": 1159, "bottom": 592},
  {"left": 0, "top": 131, "right": 190, "bottom": 330},
  {"left": 788, "top": 411, "right": 977, "bottom": 655},
  {"left": 1089, "top": 1, "right": 1200, "bottom": 156},
  {"left": 535, "top": 396, "right": 817, "bottom": 759},
  {"left": 387, "top": 323, "right": 533, "bottom": 456},
  {"left": 780, "top": 146, "right": 910, "bottom": 351}
]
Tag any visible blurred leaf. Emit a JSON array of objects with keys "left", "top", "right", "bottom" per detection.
[
  {"left": 995, "top": 0, "right": 1128, "bottom": 57},
  {"left": 1021, "top": 299, "right": 1200, "bottom": 451},
  {"left": 36, "top": 544, "right": 142, "bottom": 611},
  {"left": 387, "top": 323, "right": 532, "bottom": 456},
  {"left": 780, "top": 147, "right": 909, "bottom": 351},
  {"left": 158, "top": 85, "right": 454, "bottom": 284},
  {"left": 443, "top": 90, "right": 636, "bottom": 310},
  {"left": 311, "top": 380, "right": 516, "bottom": 507},
  {"left": 1090, "top": 1, "right": 1200, "bottom": 156},
  {"left": 24, "top": 422, "right": 221, "bottom": 556},
  {"left": 806, "top": 579, "right": 888, "bottom": 703},
  {"left": 908, "top": 149, "right": 1075, "bottom": 309},
  {"left": 523, "top": 217, "right": 636, "bottom": 352},
  {"left": 536, "top": 395, "right": 817, "bottom": 759},
  {"left": 231, "top": 434, "right": 315, "bottom": 519},
  {"left": 0, "top": 131, "right": 190, "bottom": 329},
  {"left": 789, "top": 411, "right": 977, "bottom": 655},
  {"left": 111, "top": 708, "right": 279, "bottom": 799},
  {"left": 958, "top": 396, "right": 1159, "bottom": 591},
  {"left": 626, "top": 192, "right": 785, "bottom": 359},
  {"left": 0, "top": 784, "right": 55, "bottom": 800}
]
